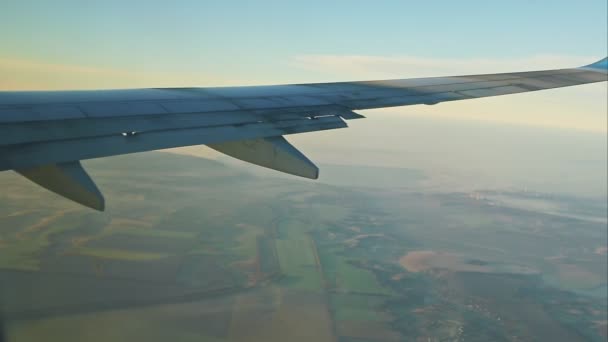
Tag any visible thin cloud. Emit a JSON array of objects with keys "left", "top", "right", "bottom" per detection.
[
  {"left": 0, "top": 57, "right": 231, "bottom": 90},
  {"left": 290, "top": 54, "right": 599, "bottom": 79}
]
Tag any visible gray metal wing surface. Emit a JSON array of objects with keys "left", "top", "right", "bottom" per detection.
[{"left": 1, "top": 58, "right": 606, "bottom": 210}]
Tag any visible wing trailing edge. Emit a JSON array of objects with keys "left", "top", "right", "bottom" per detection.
[
  {"left": 16, "top": 161, "right": 105, "bottom": 211},
  {"left": 208, "top": 136, "right": 319, "bottom": 179}
]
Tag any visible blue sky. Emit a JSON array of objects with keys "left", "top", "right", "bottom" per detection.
[
  {"left": 1, "top": 0, "right": 606, "bottom": 131},
  {"left": 2, "top": 0, "right": 606, "bottom": 70}
]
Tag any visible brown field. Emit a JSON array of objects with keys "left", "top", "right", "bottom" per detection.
[
  {"left": 399, "top": 250, "right": 539, "bottom": 276},
  {"left": 553, "top": 263, "right": 606, "bottom": 289},
  {"left": 399, "top": 250, "right": 492, "bottom": 273}
]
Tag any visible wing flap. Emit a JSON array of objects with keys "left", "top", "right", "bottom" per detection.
[
  {"left": 0, "top": 111, "right": 263, "bottom": 146},
  {"left": 0, "top": 105, "right": 359, "bottom": 146},
  {"left": 0, "top": 116, "right": 347, "bottom": 171}
]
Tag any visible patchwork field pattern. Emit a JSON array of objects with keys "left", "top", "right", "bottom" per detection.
[{"left": 1, "top": 152, "right": 606, "bottom": 341}]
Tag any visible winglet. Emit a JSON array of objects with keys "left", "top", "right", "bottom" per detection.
[{"left": 582, "top": 57, "right": 608, "bottom": 73}]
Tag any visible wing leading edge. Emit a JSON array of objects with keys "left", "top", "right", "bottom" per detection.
[{"left": 1, "top": 58, "right": 606, "bottom": 210}]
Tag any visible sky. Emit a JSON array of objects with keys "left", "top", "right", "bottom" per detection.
[{"left": 1, "top": 0, "right": 607, "bottom": 133}]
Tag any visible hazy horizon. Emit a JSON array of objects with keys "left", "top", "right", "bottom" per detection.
[{"left": 169, "top": 113, "right": 607, "bottom": 199}]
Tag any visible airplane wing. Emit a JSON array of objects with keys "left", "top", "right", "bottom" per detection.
[{"left": 1, "top": 58, "right": 606, "bottom": 210}]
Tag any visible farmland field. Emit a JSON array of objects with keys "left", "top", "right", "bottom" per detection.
[{"left": 1, "top": 151, "right": 606, "bottom": 341}]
